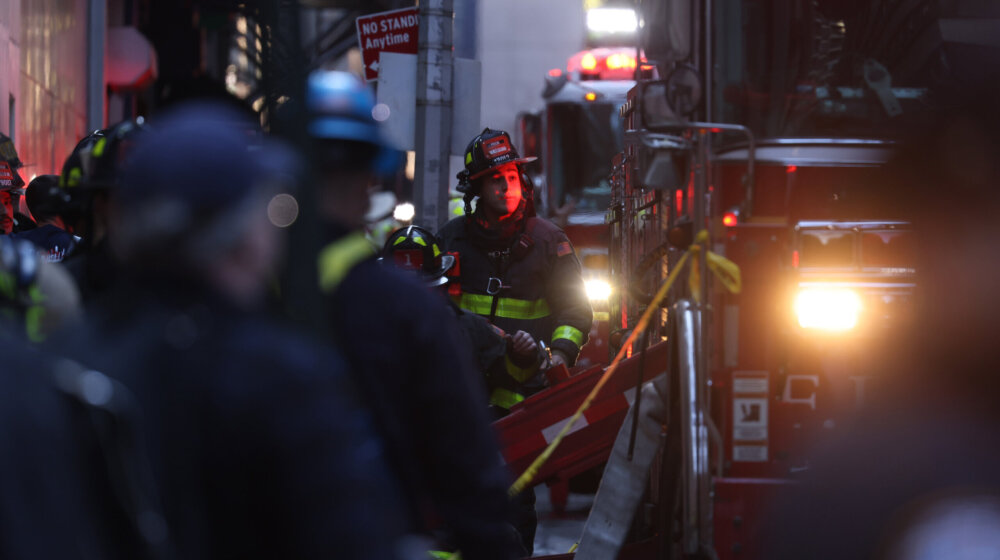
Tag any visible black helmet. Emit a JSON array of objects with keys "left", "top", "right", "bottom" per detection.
[
  {"left": 24, "top": 175, "right": 70, "bottom": 221},
  {"left": 380, "top": 225, "right": 455, "bottom": 287},
  {"left": 59, "top": 118, "right": 146, "bottom": 192},
  {"left": 456, "top": 128, "right": 536, "bottom": 194}
]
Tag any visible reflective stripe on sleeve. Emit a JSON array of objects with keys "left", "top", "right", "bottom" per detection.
[
  {"left": 457, "top": 293, "right": 551, "bottom": 320},
  {"left": 552, "top": 325, "right": 584, "bottom": 347},
  {"left": 490, "top": 387, "right": 525, "bottom": 410},
  {"left": 505, "top": 355, "right": 537, "bottom": 383}
]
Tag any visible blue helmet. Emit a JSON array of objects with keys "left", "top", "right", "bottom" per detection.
[{"left": 306, "top": 70, "right": 399, "bottom": 176}]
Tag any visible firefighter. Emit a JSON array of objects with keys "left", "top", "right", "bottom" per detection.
[
  {"left": 0, "top": 133, "right": 26, "bottom": 235},
  {"left": 380, "top": 225, "right": 548, "bottom": 418},
  {"left": 58, "top": 119, "right": 146, "bottom": 301},
  {"left": 53, "top": 100, "right": 414, "bottom": 559},
  {"left": 308, "top": 70, "right": 522, "bottom": 560},
  {"left": 438, "top": 128, "right": 594, "bottom": 394},
  {"left": 9, "top": 174, "right": 78, "bottom": 262}
]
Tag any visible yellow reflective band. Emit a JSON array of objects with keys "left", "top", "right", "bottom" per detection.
[
  {"left": 505, "top": 355, "right": 537, "bottom": 383},
  {"left": 457, "top": 293, "right": 551, "bottom": 320},
  {"left": 92, "top": 137, "right": 107, "bottom": 158},
  {"left": 490, "top": 387, "right": 525, "bottom": 410},
  {"left": 432, "top": 243, "right": 441, "bottom": 257},
  {"left": 552, "top": 325, "right": 584, "bottom": 347},
  {"left": 452, "top": 203, "right": 465, "bottom": 216},
  {"left": 318, "top": 233, "right": 377, "bottom": 293},
  {"left": 412, "top": 235, "right": 427, "bottom": 247},
  {"left": 0, "top": 271, "right": 16, "bottom": 300},
  {"left": 393, "top": 236, "right": 406, "bottom": 246},
  {"left": 67, "top": 167, "right": 82, "bottom": 187},
  {"left": 465, "top": 151, "right": 472, "bottom": 165}
]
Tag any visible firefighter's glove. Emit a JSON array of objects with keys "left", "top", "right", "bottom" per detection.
[
  {"left": 549, "top": 349, "right": 569, "bottom": 368},
  {"left": 507, "top": 330, "right": 539, "bottom": 368}
]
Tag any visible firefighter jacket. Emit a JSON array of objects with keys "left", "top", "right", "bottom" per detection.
[
  {"left": 438, "top": 212, "right": 593, "bottom": 368},
  {"left": 318, "top": 226, "right": 524, "bottom": 560},
  {"left": 451, "top": 301, "right": 546, "bottom": 413}
]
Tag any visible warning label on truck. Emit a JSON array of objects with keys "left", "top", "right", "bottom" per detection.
[
  {"left": 732, "top": 371, "right": 769, "bottom": 462},
  {"left": 733, "top": 397, "right": 768, "bottom": 441}
]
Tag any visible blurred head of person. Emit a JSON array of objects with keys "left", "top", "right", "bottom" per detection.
[
  {"left": 113, "top": 101, "right": 300, "bottom": 308},
  {"left": 378, "top": 225, "right": 455, "bottom": 288},
  {"left": 305, "top": 70, "right": 400, "bottom": 232}
]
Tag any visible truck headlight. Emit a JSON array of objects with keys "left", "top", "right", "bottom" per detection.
[
  {"left": 585, "top": 279, "right": 612, "bottom": 302},
  {"left": 794, "top": 287, "right": 861, "bottom": 331}
]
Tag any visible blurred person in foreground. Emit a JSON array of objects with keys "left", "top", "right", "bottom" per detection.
[
  {"left": 765, "top": 81, "right": 1000, "bottom": 559},
  {"left": 54, "top": 100, "right": 413, "bottom": 559},
  {"left": 307, "top": 70, "right": 522, "bottom": 559}
]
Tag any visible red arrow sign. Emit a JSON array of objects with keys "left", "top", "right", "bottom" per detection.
[{"left": 356, "top": 7, "right": 420, "bottom": 82}]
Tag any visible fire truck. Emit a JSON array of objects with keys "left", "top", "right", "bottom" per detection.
[
  {"left": 494, "top": 1, "right": 1000, "bottom": 558},
  {"left": 515, "top": 44, "right": 654, "bottom": 368}
]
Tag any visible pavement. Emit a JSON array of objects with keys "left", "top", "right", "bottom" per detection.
[{"left": 532, "top": 486, "right": 594, "bottom": 556}]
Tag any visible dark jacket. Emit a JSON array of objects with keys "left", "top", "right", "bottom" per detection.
[
  {"left": 9, "top": 224, "right": 77, "bottom": 262},
  {"left": 319, "top": 229, "right": 521, "bottom": 560},
  {"left": 438, "top": 212, "right": 593, "bottom": 364},
  {"left": 54, "top": 276, "right": 409, "bottom": 560},
  {"left": 0, "top": 340, "right": 143, "bottom": 559}
]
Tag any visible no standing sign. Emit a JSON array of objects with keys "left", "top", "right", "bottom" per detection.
[{"left": 356, "top": 7, "right": 420, "bottom": 82}]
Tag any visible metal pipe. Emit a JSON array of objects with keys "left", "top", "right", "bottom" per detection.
[
  {"left": 414, "top": 0, "right": 454, "bottom": 230},
  {"left": 675, "top": 298, "right": 708, "bottom": 554}
]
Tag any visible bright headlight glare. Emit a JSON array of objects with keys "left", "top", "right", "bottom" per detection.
[
  {"left": 794, "top": 288, "right": 862, "bottom": 331},
  {"left": 586, "top": 8, "right": 638, "bottom": 33},
  {"left": 585, "top": 279, "right": 612, "bottom": 301},
  {"left": 393, "top": 202, "right": 415, "bottom": 222}
]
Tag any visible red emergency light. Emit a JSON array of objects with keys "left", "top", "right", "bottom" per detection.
[
  {"left": 567, "top": 47, "right": 645, "bottom": 81},
  {"left": 722, "top": 212, "right": 738, "bottom": 227}
]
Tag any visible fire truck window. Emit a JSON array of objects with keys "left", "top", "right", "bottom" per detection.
[
  {"left": 582, "top": 252, "right": 610, "bottom": 271},
  {"left": 798, "top": 230, "right": 854, "bottom": 268},
  {"left": 861, "top": 231, "right": 914, "bottom": 268},
  {"left": 548, "top": 103, "right": 622, "bottom": 212}
]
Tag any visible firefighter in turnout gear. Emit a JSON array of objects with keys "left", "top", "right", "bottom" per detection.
[
  {"left": 380, "top": 225, "right": 548, "bottom": 417},
  {"left": 438, "top": 128, "right": 593, "bottom": 404}
]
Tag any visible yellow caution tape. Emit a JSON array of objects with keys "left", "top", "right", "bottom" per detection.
[
  {"left": 508, "top": 230, "right": 740, "bottom": 496},
  {"left": 689, "top": 230, "right": 742, "bottom": 302}
]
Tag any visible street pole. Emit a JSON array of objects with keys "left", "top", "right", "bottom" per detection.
[
  {"left": 414, "top": 0, "right": 454, "bottom": 230},
  {"left": 87, "top": 0, "right": 106, "bottom": 131}
]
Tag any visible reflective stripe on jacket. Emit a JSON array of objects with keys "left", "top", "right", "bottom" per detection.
[{"left": 438, "top": 215, "right": 593, "bottom": 364}]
